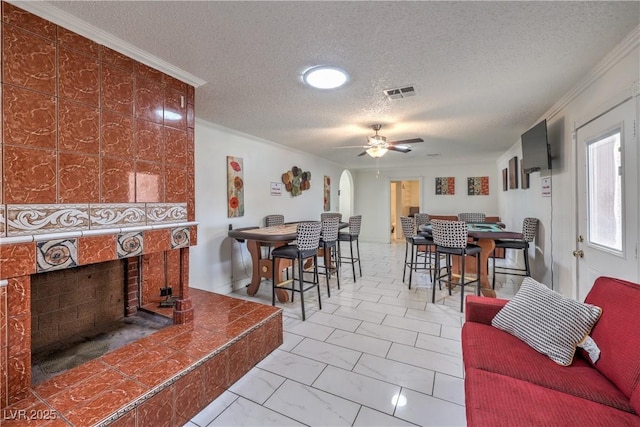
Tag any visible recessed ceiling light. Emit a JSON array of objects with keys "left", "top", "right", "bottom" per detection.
[{"left": 303, "top": 66, "right": 349, "bottom": 89}]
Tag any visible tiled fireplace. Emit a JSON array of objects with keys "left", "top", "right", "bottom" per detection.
[
  {"left": 0, "top": 3, "right": 283, "bottom": 424},
  {"left": 30, "top": 260, "right": 129, "bottom": 356}
]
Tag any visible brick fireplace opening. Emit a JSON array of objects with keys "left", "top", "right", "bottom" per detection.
[{"left": 29, "top": 259, "right": 173, "bottom": 385}]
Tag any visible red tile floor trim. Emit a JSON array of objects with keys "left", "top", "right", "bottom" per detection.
[{"left": 2, "top": 289, "right": 283, "bottom": 426}]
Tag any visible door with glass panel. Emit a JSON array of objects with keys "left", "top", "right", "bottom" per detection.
[{"left": 575, "top": 98, "right": 638, "bottom": 300}]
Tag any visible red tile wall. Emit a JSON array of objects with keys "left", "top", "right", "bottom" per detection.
[
  {"left": 0, "top": 1, "right": 195, "bottom": 206},
  {"left": 0, "top": 1, "right": 198, "bottom": 409}
]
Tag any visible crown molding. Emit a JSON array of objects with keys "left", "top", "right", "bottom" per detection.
[
  {"left": 9, "top": 0, "right": 207, "bottom": 88},
  {"left": 545, "top": 25, "right": 639, "bottom": 121}
]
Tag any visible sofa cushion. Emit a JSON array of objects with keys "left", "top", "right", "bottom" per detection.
[
  {"left": 464, "top": 368, "right": 640, "bottom": 427},
  {"left": 584, "top": 276, "right": 640, "bottom": 399},
  {"left": 462, "top": 322, "right": 634, "bottom": 413},
  {"left": 491, "top": 277, "right": 601, "bottom": 365},
  {"left": 632, "top": 387, "right": 640, "bottom": 417}
]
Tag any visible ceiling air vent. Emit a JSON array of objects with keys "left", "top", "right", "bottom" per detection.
[{"left": 383, "top": 85, "right": 416, "bottom": 100}]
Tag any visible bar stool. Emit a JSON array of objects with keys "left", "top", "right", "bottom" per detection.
[
  {"left": 492, "top": 217, "right": 539, "bottom": 289},
  {"left": 265, "top": 214, "right": 284, "bottom": 227},
  {"left": 319, "top": 216, "right": 340, "bottom": 297},
  {"left": 338, "top": 215, "right": 362, "bottom": 282},
  {"left": 263, "top": 214, "right": 285, "bottom": 258},
  {"left": 320, "top": 212, "right": 342, "bottom": 222},
  {"left": 400, "top": 216, "right": 436, "bottom": 289},
  {"left": 271, "top": 221, "right": 322, "bottom": 321},
  {"left": 431, "top": 220, "right": 481, "bottom": 312},
  {"left": 414, "top": 212, "right": 433, "bottom": 269},
  {"left": 458, "top": 213, "right": 486, "bottom": 223},
  {"left": 414, "top": 213, "right": 431, "bottom": 228}
]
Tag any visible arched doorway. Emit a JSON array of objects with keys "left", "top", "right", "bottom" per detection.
[{"left": 339, "top": 170, "right": 354, "bottom": 220}]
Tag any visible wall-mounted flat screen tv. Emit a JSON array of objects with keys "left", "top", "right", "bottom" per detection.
[{"left": 521, "top": 119, "right": 551, "bottom": 173}]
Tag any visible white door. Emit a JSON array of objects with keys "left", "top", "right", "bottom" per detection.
[{"left": 575, "top": 97, "right": 638, "bottom": 300}]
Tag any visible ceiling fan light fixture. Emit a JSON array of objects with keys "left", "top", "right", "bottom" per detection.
[
  {"left": 303, "top": 66, "right": 349, "bottom": 89},
  {"left": 367, "top": 135, "right": 386, "bottom": 145},
  {"left": 366, "top": 146, "right": 388, "bottom": 158}
]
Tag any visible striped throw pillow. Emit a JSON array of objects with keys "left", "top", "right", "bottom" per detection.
[{"left": 492, "top": 277, "right": 602, "bottom": 366}]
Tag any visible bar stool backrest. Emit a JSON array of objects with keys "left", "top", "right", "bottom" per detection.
[
  {"left": 400, "top": 216, "right": 416, "bottom": 238},
  {"left": 347, "top": 215, "right": 362, "bottom": 236},
  {"left": 522, "top": 217, "right": 539, "bottom": 242},
  {"left": 414, "top": 213, "right": 430, "bottom": 227},
  {"left": 431, "top": 220, "right": 468, "bottom": 249},
  {"left": 458, "top": 212, "right": 485, "bottom": 223},
  {"left": 321, "top": 212, "right": 342, "bottom": 222},
  {"left": 296, "top": 222, "right": 322, "bottom": 251},
  {"left": 321, "top": 216, "right": 340, "bottom": 242},
  {"left": 265, "top": 214, "right": 284, "bottom": 227}
]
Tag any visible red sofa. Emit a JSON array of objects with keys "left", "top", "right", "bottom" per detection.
[{"left": 461, "top": 276, "right": 640, "bottom": 426}]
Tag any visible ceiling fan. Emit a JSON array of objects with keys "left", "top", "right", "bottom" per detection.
[{"left": 338, "top": 124, "right": 424, "bottom": 158}]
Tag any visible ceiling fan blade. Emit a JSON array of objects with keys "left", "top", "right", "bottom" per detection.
[
  {"left": 387, "top": 138, "right": 424, "bottom": 145},
  {"left": 387, "top": 145, "right": 412, "bottom": 153},
  {"left": 357, "top": 150, "right": 368, "bottom": 157},
  {"left": 334, "top": 145, "right": 369, "bottom": 149}
]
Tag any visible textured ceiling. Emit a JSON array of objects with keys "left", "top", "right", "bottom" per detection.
[{"left": 39, "top": 1, "right": 639, "bottom": 169}]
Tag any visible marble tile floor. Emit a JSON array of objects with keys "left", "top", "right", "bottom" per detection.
[{"left": 188, "top": 241, "right": 520, "bottom": 427}]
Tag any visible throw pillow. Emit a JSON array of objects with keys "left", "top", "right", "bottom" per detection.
[{"left": 492, "top": 277, "right": 602, "bottom": 366}]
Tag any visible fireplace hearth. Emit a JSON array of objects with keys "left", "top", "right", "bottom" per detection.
[{"left": 32, "top": 310, "right": 172, "bottom": 385}]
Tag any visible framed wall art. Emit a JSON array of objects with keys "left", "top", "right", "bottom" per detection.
[
  {"left": 323, "top": 176, "right": 330, "bottom": 211},
  {"left": 227, "top": 156, "right": 244, "bottom": 217},
  {"left": 502, "top": 168, "right": 508, "bottom": 191},
  {"left": 509, "top": 156, "right": 519, "bottom": 189},
  {"left": 520, "top": 159, "right": 530, "bottom": 189},
  {"left": 467, "top": 176, "right": 489, "bottom": 195},
  {"left": 435, "top": 177, "right": 455, "bottom": 195}
]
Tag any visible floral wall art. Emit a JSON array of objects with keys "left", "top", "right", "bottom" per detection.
[
  {"left": 281, "top": 166, "right": 311, "bottom": 197},
  {"left": 467, "top": 176, "right": 489, "bottom": 195},
  {"left": 324, "top": 176, "right": 331, "bottom": 211},
  {"left": 435, "top": 177, "right": 455, "bottom": 195},
  {"left": 227, "top": 156, "right": 244, "bottom": 217}
]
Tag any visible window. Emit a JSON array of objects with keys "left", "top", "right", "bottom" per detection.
[{"left": 587, "top": 130, "right": 622, "bottom": 252}]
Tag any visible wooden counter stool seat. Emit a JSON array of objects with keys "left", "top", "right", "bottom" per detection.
[
  {"left": 319, "top": 216, "right": 340, "bottom": 297},
  {"left": 271, "top": 221, "right": 322, "bottom": 321},
  {"left": 492, "top": 217, "right": 539, "bottom": 289},
  {"left": 431, "top": 220, "right": 482, "bottom": 312},
  {"left": 338, "top": 215, "right": 362, "bottom": 282}
]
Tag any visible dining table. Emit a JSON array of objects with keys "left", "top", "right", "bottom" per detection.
[
  {"left": 419, "top": 222, "right": 523, "bottom": 298},
  {"left": 228, "top": 222, "right": 347, "bottom": 302}
]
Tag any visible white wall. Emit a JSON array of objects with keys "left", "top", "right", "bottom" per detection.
[
  {"left": 497, "top": 28, "right": 639, "bottom": 298},
  {"left": 190, "top": 120, "right": 344, "bottom": 294},
  {"left": 354, "top": 161, "right": 500, "bottom": 242}
]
